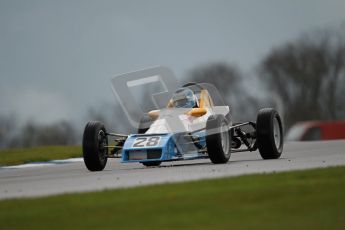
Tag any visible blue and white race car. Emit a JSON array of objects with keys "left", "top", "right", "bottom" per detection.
[{"left": 82, "top": 82, "right": 283, "bottom": 171}]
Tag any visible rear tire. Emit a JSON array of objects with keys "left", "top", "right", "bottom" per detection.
[
  {"left": 206, "top": 114, "right": 231, "bottom": 164},
  {"left": 82, "top": 121, "right": 108, "bottom": 171},
  {"left": 256, "top": 108, "right": 283, "bottom": 159}
]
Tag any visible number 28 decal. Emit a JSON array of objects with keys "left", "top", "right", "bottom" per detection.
[{"left": 132, "top": 136, "right": 161, "bottom": 148}]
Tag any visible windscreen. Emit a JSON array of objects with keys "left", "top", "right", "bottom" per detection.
[{"left": 111, "top": 66, "right": 228, "bottom": 130}]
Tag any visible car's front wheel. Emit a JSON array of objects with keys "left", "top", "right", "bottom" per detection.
[
  {"left": 82, "top": 121, "right": 108, "bottom": 171},
  {"left": 206, "top": 114, "right": 231, "bottom": 164}
]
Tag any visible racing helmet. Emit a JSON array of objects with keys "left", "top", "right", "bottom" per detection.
[{"left": 171, "top": 88, "right": 198, "bottom": 108}]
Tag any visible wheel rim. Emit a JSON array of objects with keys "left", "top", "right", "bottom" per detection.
[
  {"left": 273, "top": 116, "right": 282, "bottom": 149},
  {"left": 220, "top": 121, "right": 230, "bottom": 155},
  {"left": 98, "top": 130, "right": 107, "bottom": 160}
]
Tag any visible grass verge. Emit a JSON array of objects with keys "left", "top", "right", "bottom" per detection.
[
  {"left": 0, "top": 146, "right": 82, "bottom": 166},
  {"left": 0, "top": 166, "right": 344, "bottom": 229}
]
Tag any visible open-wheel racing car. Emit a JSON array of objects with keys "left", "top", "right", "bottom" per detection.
[{"left": 82, "top": 82, "right": 284, "bottom": 171}]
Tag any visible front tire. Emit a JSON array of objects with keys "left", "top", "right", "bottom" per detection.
[
  {"left": 256, "top": 108, "right": 283, "bottom": 159},
  {"left": 206, "top": 114, "right": 231, "bottom": 164},
  {"left": 82, "top": 121, "right": 108, "bottom": 171}
]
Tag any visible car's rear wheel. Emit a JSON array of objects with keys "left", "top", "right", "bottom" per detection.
[
  {"left": 82, "top": 121, "right": 108, "bottom": 171},
  {"left": 206, "top": 114, "right": 231, "bottom": 164},
  {"left": 256, "top": 108, "right": 283, "bottom": 159}
]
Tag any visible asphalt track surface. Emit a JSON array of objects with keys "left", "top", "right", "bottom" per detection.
[{"left": 1, "top": 140, "right": 345, "bottom": 200}]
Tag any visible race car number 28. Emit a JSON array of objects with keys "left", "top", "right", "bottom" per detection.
[{"left": 132, "top": 136, "right": 161, "bottom": 148}]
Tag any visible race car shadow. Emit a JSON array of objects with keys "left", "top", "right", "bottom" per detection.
[
  {"left": 111, "top": 157, "right": 287, "bottom": 171},
  {"left": 229, "top": 157, "right": 287, "bottom": 164},
  {"left": 158, "top": 157, "right": 288, "bottom": 168},
  {"left": 110, "top": 161, "right": 210, "bottom": 171},
  {"left": 159, "top": 161, "right": 211, "bottom": 168}
]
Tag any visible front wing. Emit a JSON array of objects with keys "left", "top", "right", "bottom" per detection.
[{"left": 121, "top": 132, "right": 207, "bottom": 163}]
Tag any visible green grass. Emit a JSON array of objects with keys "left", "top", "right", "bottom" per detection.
[
  {"left": 1, "top": 166, "right": 344, "bottom": 229},
  {"left": 0, "top": 146, "right": 82, "bottom": 166}
]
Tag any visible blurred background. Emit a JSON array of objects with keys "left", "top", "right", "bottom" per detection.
[{"left": 1, "top": 0, "right": 345, "bottom": 148}]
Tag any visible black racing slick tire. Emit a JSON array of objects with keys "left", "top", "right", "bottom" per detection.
[
  {"left": 256, "top": 108, "right": 284, "bottom": 159},
  {"left": 206, "top": 114, "right": 231, "bottom": 164},
  {"left": 82, "top": 121, "right": 108, "bottom": 171}
]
